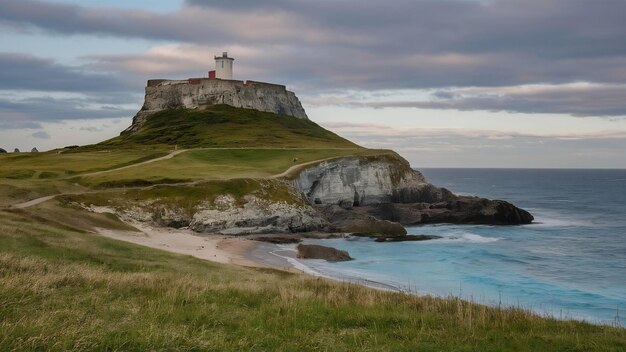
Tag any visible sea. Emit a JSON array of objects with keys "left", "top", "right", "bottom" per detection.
[{"left": 292, "top": 169, "right": 626, "bottom": 327}]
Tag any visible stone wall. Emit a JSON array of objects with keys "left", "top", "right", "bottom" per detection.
[{"left": 125, "top": 78, "right": 308, "bottom": 132}]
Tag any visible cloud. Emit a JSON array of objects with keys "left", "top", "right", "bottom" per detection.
[
  {"left": 0, "top": 93, "right": 138, "bottom": 129},
  {"left": 306, "top": 83, "right": 626, "bottom": 117},
  {"left": 317, "top": 121, "right": 626, "bottom": 168},
  {"left": 1, "top": 0, "right": 626, "bottom": 119},
  {"left": 0, "top": 110, "right": 42, "bottom": 129},
  {"left": 31, "top": 130, "right": 50, "bottom": 139},
  {"left": 0, "top": 53, "right": 132, "bottom": 92},
  {"left": 1, "top": 0, "right": 625, "bottom": 90}
]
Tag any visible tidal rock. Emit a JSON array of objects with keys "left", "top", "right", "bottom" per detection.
[
  {"left": 317, "top": 204, "right": 406, "bottom": 236},
  {"left": 373, "top": 235, "right": 442, "bottom": 242},
  {"left": 364, "top": 197, "right": 533, "bottom": 225},
  {"left": 296, "top": 244, "right": 352, "bottom": 262}
]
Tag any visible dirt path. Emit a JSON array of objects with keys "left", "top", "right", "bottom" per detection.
[
  {"left": 269, "top": 158, "right": 331, "bottom": 179},
  {"left": 9, "top": 154, "right": 343, "bottom": 209},
  {"left": 81, "top": 149, "right": 188, "bottom": 177}
]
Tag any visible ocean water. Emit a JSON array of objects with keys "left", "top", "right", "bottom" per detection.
[{"left": 296, "top": 169, "right": 626, "bottom": 326}]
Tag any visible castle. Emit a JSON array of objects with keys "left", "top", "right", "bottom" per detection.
[{"left": 125, "top": 52, "right": 308, "bottom": 132}]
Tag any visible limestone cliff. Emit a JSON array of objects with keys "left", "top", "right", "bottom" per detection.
[
  {"left": 293, "top": 154, "right": 451, "bottom": 206},
  {"left": 292, "top": 155, "right": 533, "bottom": 227},
  {"left": 125, "top": 79, "right": 308, "bottom": 132}
]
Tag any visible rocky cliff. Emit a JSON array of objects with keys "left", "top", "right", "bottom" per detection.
[
  {"left": 86, "top": 154, "right": 533, "bottom": 237},
  {"left": 125, "top": 79, "right": 308, "bottom": 132},
  {"left": 293, "top": 155, "right": 449, "bottom": 206},
  {"left": 292, "top": 155, "right": 534, "bottom": 229}
]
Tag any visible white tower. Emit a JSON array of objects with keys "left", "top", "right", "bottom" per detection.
[{"left": 214, "top": 52, "right": 234, "bottom": 80}]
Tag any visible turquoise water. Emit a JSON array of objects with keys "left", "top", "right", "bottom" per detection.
[{"left": 298, "top": 169, "right": 626, "bottom": 326}]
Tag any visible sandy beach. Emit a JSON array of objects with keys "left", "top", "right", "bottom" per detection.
[{"left": 94, "top": 221, "right": 298, "bottom": 272}]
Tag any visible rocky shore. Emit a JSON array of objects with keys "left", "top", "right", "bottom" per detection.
[{"left": 81, "top": 153, "right": 533, "bottom": 239}]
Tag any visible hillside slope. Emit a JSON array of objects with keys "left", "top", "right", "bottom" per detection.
[{"left": 97, "top": 105, "right": 359, "bottom": 149}]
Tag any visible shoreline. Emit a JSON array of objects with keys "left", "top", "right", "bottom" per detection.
[
  {"left": 94, "top": 222, "right": 304, "bottom": 273},
  {"left": 94, "top": 223, "right": 399, "bottom": 290},
  {"left": 93, "top": 223, "right": 623, "bottom": 327}
]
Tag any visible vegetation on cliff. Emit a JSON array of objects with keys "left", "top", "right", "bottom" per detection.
[{"left": 98, "top": 105, "right": 359, "bottom": 149}]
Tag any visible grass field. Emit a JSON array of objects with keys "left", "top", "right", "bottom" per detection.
[
  {"left": 0, "top": 105, "right": 368, "bottom": 204},
  {"left": 0, "top": 147, "right": 386, "bottom": 204},
  {"left": 0, "top": 149, "right": 170, "bottom": 205},
  {"left": 0, "top": 204, "right": 624, "bottom": 351},
  {"left": 76, "top": 148, "right": 390, "bottom": 188}
]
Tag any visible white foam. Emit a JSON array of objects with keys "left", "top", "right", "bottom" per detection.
[{"left": 438, "top": 233, "right": 502, "bottom": 243}]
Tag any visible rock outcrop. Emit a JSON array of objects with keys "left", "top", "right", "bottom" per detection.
[
  {"left": 188, "top": 195, "right": 328, "bottom": 235},
  {"left": 81, "top": 154, "right": 532, "bottom": 237},
  {"left": 142, "top": 193, "right": 330, "bottom": 236},
  {"left": 13, "top": 148, "right": 19, "bottom": 153},
  {"left": 126, "top": 79, "right": 308, "bottom": 132},
  {"left": 296, "top": 244, "right": 353, "bottom": 262},
  {"left": 293, "top": 155, "right": 451, "bottom": 206},
  {"left": 31, "top": 147, "right": 38, "bottom": 153},
  {"left": 0, "top": 148, "right": 6, "bottom": 153},
  {"left": 292, "top": 155, "right": 533, "bottom": 227}
]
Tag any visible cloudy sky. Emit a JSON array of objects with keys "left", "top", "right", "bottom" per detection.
[{"left": 1, "top": 0, "right": 625, "bottom": 167}]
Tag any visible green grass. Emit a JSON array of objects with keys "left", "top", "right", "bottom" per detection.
[
  {"left": 1, "top": 205, "right": 625, "bottom": 351},
  {"left": 0, "top": 105, "right": 377, "bottom": 203},
  {"left": 0, "top": 150, "right": 169, "bottom": 179},
  {"left": 77, "top": 148, "right": 391, "bottom": 188},
  {"left": 65, "top": 178, "right": 307, "bottom": 217},
  {"left": 96, "top": 105, "right": 360, "bottom": 149},
  {"left": 0, "top": 149, "right": 170, "bottom": 205}
]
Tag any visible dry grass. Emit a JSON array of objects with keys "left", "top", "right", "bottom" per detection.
[{"left": 1, "top": 206, "right": 625, "bottom": 351}]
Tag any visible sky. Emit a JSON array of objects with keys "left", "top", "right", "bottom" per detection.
[{"left": 1, "top": 0, "right": 625, "bottom": 168}]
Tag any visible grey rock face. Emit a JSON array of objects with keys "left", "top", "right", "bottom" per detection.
[
  {"left": 125, "top": 79, "right": 308, "bottom": 132},
  {"left": 293, "top": 155, "right": 450, "bottom": 206},
  {"left": 293, "top": 155, "right": 533, "bottom": 226},
  {"left": 190, "top": 195, "right": 329, "bottom": 235}
]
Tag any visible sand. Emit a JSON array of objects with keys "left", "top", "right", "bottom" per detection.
[{"left": 95, "top": 222, "right": 267, "bottom": 268}]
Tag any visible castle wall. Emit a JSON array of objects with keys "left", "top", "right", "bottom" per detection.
[{"left": 125, "top": 79, "right": 309, "bottom": 132}]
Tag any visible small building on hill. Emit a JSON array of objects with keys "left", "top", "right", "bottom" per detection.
[
  {"left": 124, "top": 52, "right": 308, "bottom": 133},
  {"left": 212, "top": 52, "right": 234, "bottom": 80}
]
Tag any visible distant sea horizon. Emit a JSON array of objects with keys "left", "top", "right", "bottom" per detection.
[{"left": 294, "top": 168, "right": 626, "bottom": 327}]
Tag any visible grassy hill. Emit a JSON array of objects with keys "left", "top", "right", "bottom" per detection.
[
  {"left": 0, "top": 105, "right": 374, "bottom": 204},
  {"left": 0, "top": 104, "right": 625, "bottom": 350},
  {"left": 97, "top": 105, "right": 359, "bottom": 149}
]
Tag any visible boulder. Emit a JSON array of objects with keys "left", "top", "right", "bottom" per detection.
[
  {"left": 13, "top": 148, "right": 19, "bottom": 153},
  {"left": 296, "top": 244, "right": 352, "bottom": 262},
  {"left": 31, "top": 147, "right": 39, "bottom": 153},
  {"left": 0, "top": 148, "right": 6, "bottom": 153}
]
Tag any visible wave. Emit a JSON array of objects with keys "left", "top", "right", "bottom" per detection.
[{"left": 427, "top": 232, "right": 502, "bottom": 244}]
